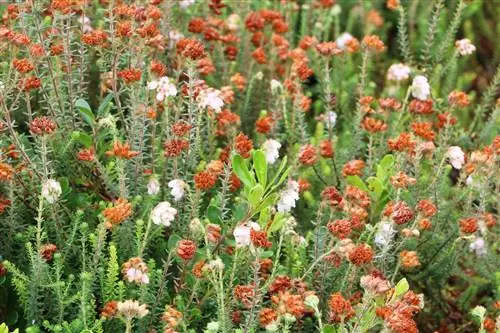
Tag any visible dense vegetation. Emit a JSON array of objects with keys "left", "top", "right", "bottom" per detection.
[{"left": 0, "top": 0, "right": 498, "bottom": 332}]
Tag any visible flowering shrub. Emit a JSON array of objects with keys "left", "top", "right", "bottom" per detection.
[{"left": 0, "top": 1, "right": 498, "bottom": 332}]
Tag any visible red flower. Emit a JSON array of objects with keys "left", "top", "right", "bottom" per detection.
[
  {"left": 194, "top": 171, "right": 217, "bottom": 190},
  {"left": 177, "top": 240, "right": 197, "bottom": 260},
  {"left": 348, "top": 244, "right": 374, "bottom": 266},
  {"left": 117, "top": 69, "right": 142, "bottom": 84},
  {"left": 234, "top": 132, "right": 253, "bottom": 158},
  {"left": 298, "top": 144, "right": 318, "bottom": 166}
]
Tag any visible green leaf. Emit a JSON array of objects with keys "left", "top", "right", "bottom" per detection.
[
  {"left": 207, "top": 205, "right": 222, "bottom": 224},
  {"left": 232, "top": 154, "right": 255, "bottom": 188},
  {"left": 322, "top": 325, "right": 336, "bottom": 333},
  {"left": 376, "top": 154, "right": 394, "bottom": 181},
  {"left": 346, "top": 175, "right": 369, "bottom": 192},
  {"left": 268, "top": 213, "right": 285, "bottom": 234},
  {"left": 97, "top": 93, "right": 114, "bottom": 115},
  {"left": 75, "top": 99, "right": 95, "bottom": 127},
  {"left": 167, "top": 235, "right": 182, "bottom": 251},
  {"left": 253, "top": 193, "right": 278, "bottom": 216},
  {"left": 394, "top": 278, "right": 409, "bottom": 297},
  {"left": 248, "top": 184, "right": 264, "bottom": 207},
  {"left": 367, "top": 177, "right": 384, "bottom": 199},
  {"left": 71, "top": 131, "right": 93, "bottom": 148},
  {"left": 253, "top": 150, "right": 268, "bottom": 189}
]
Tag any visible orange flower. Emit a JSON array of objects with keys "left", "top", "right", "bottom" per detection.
[
  {"left": 250, "top": 229, "right": 272, "bottom": 248},
  {"left": 319, "top": 140, "right": 334, "bottom": 158},
  {"left": 362, "top": 117, "right": 387, "bottom": 133},
  {"left": 400, "top": 250, "right": 420, "bottom": 268},
  {"left": 448, "top": 91, "right": 470, "bottom": 107},
  {"left": 362, "top": 35, "right": 386, "bottom": 52},
  {"left": 176, "top": 38, "right": 205, "bottom": 60},
  {"left": 13, "top": 58, "right": 34, "bottom": 73},
  {"left": 298, "top": 144, "right": 318, "bottom": 166},
  {"left": 82, "top": 30, "right": 108, "bottom": 46},
  {"left": 392, "top": 201, "right": 414, "bottom": 225},
  {"left": 411, "top": 121, "right": 435, "bottom": 141},
  {"left": 162, "top": 306, "right": 183, "bottom": 328},
  {"left": 316, "top": 42, "right": 342, "bottom": 56},
  {"left": 188, "top": 18, "right": 205, "bottom": 33},
  {"left": 230, "top": 73, "right": 246, "bottom": 91},
  {"left": 103, "top": 198, "right": 132, "bottom": 229},
  {"left": 0, "top": 163, "right": 14, "bottom": 181},
  {"left": 171, "top": 121, "right": 192, "bottom": 137},
  {"left": 77, "top": 148, "right": 95, "bottom": 162},
  {"left": 101, "top": 300, "right": 118, "bottom": 318},
  {"left": 321, "top": 186, "right": 344, "bottom": 207},
  {"left": 164, "top": 139, "right": 189, "bottom": 157},
  {"left": 234, "top": 284, "right": 255, "bottom": 308},
  {"left": 29, "top": 116, "right": 57, "bottom": 135},
  {"left": 459, "top": 217, "right": 478, "bottom": 234},
  {"left": 417, "top": 200, "right": 437, "bottom": 217},
  {"left": 234, "top": 132, "right": 253, "bottom": 158},
  {"left": 117, "top": 69, "right": 142, "bottom": 84},
  {"left": 388, "top": 133, "right": 415, "bottom": 153},
  {"left": 342, "top": 160, "right": 365, "bottom": 177},
  {"left": 348, "top": 244, "right": 374, "bottom": 266},
  {"left": 259, "top": 308, "right": 278, "bottom": 327},
  {"left": 194, "top": 171, "right": 217, "bottom": 190},
  {"left": 252, "top": 47, "right": 267, "bottom": 64},
  {"left": 409, "top": 99, "right": 433, "bottom": 114},
  {"left": 106, "top": 141, "right": 139, "bottom": 159},
  {"left": 40, "top": 243, "right": 58, "bottom": 261},
  {"left": 387, "top": 0, "right": 400, "bottom": 10},
  {"left": 255, "top": 116, "right": 274, "bottom": 134},
  {"left": 177, "top": 240, "right": 197, "bottom": 260},
  {"left": 328, "top": 293, "right": 355, "bottom": 322},
  {"left": 327, "top": 219, "right": 352, "bottom": 239}
]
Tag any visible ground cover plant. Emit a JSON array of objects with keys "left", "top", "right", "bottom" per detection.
[{"left": 0, "top": 0, "right": 498, "bottom": 332}]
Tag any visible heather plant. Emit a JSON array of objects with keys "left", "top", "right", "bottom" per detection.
[{"left": 0, "top": 0, "right": 498, "bottom": 332}]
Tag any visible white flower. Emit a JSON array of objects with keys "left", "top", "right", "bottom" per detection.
[
  {"left": 255, "top": 71, "right": 264, "bottom": 80},
  {"left": 167, "top": 179, "right": 187, "bottom": 201},
  {"left": 304, "top": 294, "right": 319, "bottom": 308},
  {"left": 79, "top": 16, "right": 93, "bottom": 33},
  {"left": 265, "top": 322, "right": 280, "bottom": 332},
  {"left": 374, "top": 221, "right": 396, "bottom": 248},
  {"left": 466, "top": 175, "right": 482, "bottom": 190},
  {"left": 42, "top": 179, "right": 62, "bottom": 204},
  {"left": 469, "top": 237, "right": 487, "bottom": 256},
  {"left": 179, "top": 0, "right": 196, "bottom": 9},
  {"left": 148, "top": 76, "right": 177, "bottom": 102},
  {"left": 447, "top": 146, "right": 465, "bottom": 169},
  {"left": 197, "top": 88, "right": 224, "bottom": 113},
  {"left": 411, "top": 75, "right": 430, "bottom": 100},
  {"left": 125, "top": 267, "right": 150, "bottom": 284},
  {"left": 206, "top": 321, "right": 220, "bottom": 332},
  {"left": 226, "top": 14, "right": 241, "bottom": 31},
  {"left": 277, "top": 180, "right": 299, "bottom": 213},
  {"left": 233, "top": 222, "right": 260, "bottom": 248},
  {"left": 387, "top": 63, "right": 411, "bottom": 81},
  {"left": 207, "top": 257, "right": 224, "bottom": 271},
  {"left": 331, "top": 4, "right": 342, "bottom": 16},
  {"left": 151, "top": 201, "right": 177, "bottom": 227},
  {"left": 455, "top": 39, "right": 476, "bottom": 56},
  {"left": 324, "top": 111, "right": 337, "bottom": 129},
  {"left": 116, "top": 300, "right": 149, "bottom": 320},
  {"left": 336, "top": 32, "right": 354, "bottom": 51},
  {"left": 168, "top": 30, "right": 184, "bottom": 49},
  {"left": 0, "top": 81, "right": 4, "bottom": 91},
  {"left": 262, "top": 139, "right": 281, "bottom": 164},
  {"left": 147, "top": 178, "right": 160, "bottom": 196},
  {"left": 270, "top": 79, "right": 282, "bottom": 93}
]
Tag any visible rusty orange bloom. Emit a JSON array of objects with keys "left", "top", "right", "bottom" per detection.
[
  {"left": 103, "top": 198, "right": 132, "bottom": 229},
  {"left": 106, "top": 141, "right": 139, "bottom": 159}
]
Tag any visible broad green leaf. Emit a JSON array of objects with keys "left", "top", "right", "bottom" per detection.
[
  {"left": 75, "top": 99, "right": 95, "bottom": 127},
  {"left": 71, "top": 131, "right": 93, "bottom": 148},
  {"left": 253, "top": 150, "right": 268, "bottom": 189},
  {"left": 367, "top": 177, "right": 384, "bottom": 199},
  {"left": 248, "top": 184, "right": 264, "bottom": 207},
  {"left": 394, "top": 278, "right": 409, "bottom": 297},
  {"left": 346, "top": 175, "right": 369, "bottom": 192},
  {"left": 322, "top": 325, "right": 336, "bottom": 333},
  {"left": 97, "top": 93, "right": 114, "bottom": 115},
  {"left": 207, "top": 205, "right": 222, "bottom": 224},
  {"left": 232, "top": 154, "right": 255, "bottom": 188},
  {"left": 376, "top": 154, "right": 394, "bottom": 180},
  {"left": 268, "top": 214, "right": 285, "bottom": 234},
  {"left": 253, "top": 193, "right": 278, "bottom": 216}
]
